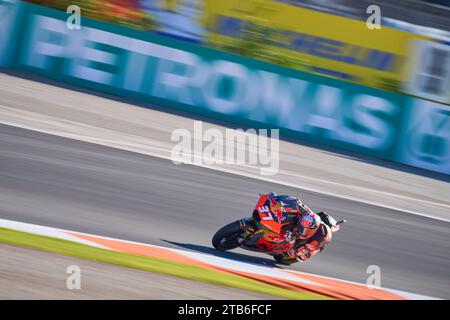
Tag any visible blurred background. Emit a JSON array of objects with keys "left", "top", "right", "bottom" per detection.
[
  {"left": 0, "top": 0, "right": 449, "bottom": 300},
  {"left": 24, "top": 0, "right": 450, "bottom": 104}
]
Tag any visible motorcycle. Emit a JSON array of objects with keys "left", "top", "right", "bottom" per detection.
[{"left": 212, "top": 193, "right": 346, "bottom": 264}]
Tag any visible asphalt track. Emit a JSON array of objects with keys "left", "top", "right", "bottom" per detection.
[{"left": 0, "top": 124, "right": 449, "bottom": 299}]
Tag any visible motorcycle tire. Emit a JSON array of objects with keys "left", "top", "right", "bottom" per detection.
[{"left": 212, "top": 221, "right": 241, "bottom": 251}]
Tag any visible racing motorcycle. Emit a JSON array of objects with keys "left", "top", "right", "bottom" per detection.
[{"left": 212, "top": 193, "right": 346, "bottom": 264}]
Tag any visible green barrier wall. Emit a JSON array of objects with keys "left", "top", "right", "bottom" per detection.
[
  {"left": 0, "top": 0, "right": 22, "bottom": 66},
  {"left": 2, "top": 2, "right": 449, "bottom": 175}
]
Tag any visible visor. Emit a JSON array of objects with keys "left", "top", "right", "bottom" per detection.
[{"left": 297, "top": 225, "right": 318, "bottom": 238}]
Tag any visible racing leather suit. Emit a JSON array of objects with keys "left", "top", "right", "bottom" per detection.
[
  {"left": 278, "top": 216, "right": 332, "bottom": 264},
  {"left": 271, "top": 196, "right": 332, "bottom": 264}
]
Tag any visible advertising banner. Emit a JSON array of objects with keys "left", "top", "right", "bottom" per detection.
[
  {"left": 403, "top": 39, "right": 450, "bottom": 105},
  {"left": 398, "top": 99, "right": 450, "bottom": 174},
  {"left": 0, "top": 0, "right": 22, "bottom": 66},
  {"left": 7, "top": 2, "right": 450, "bottom": 175},
  {"left": 202, "top": 0, "right": 426, "bottom": 88}
]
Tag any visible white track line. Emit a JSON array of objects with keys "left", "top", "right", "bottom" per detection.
[{"left": 1, "top": 119, "right": 449, "bottom": 223}]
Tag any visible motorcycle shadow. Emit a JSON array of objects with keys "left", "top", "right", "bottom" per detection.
[{"left": 161, "top": 240, "right": 283, "bottom": 268}]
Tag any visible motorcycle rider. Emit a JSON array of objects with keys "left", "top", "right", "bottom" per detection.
[{"left": 253, "top": 193, "right": 333, "bottom": 265}]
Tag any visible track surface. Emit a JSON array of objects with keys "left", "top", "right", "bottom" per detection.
[
  {"left": 0, "top": 244, "right": 277, "bottom": 300},
  {"left": 1, "top": 124, "right": 449, "bottom": 298}
]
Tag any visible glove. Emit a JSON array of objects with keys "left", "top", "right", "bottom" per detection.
[{"left": 284, "top": 231, "right": 296, "bottom": 244}]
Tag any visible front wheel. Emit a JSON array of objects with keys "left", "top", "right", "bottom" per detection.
[{"left": 212, "top": 221, "right": 242, "bottom": 251}]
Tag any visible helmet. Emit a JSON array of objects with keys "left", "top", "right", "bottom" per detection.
[
  {"left": 297, "top": 212, "right": 321, "bottom": 239},
  {"left": 269, "top": 197, "right": 284, "bottom": 217},
  {"left": 296, "top": 198, "right": 313, "bottom": 215}
]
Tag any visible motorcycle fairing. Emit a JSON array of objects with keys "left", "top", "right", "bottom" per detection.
[
  {"left": 252, "top": 194, "right": 293, "bottom": 234},
  {"left": 241, "top": 229, "right": 292, "bottom": 255}
]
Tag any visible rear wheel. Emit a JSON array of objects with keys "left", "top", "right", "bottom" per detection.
[{"left": 212, "top": 221, "right": 242, "bottom": 251}]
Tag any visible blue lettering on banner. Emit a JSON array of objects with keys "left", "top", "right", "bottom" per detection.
[{"left": 214, "top": 16, "right": 400, "bottom": 73}]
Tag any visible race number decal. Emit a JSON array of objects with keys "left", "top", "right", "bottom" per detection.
[{"left": 258, "top": 206, "right": 275, "bottom": 221}]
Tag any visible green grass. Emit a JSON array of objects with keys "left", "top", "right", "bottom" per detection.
[{"left": 0, "top": 227, "right": 329, "bottom": 300}]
